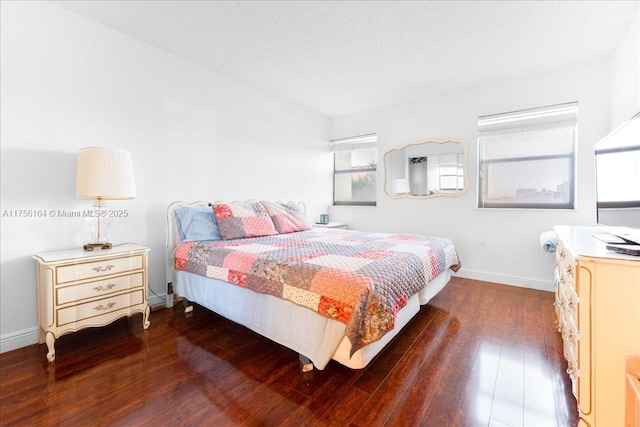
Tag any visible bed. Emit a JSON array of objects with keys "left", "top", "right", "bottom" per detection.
[{"left": 166, "top": 200, "right": 461, "bottom": 370}]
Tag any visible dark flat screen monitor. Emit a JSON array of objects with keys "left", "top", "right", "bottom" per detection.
[{"left": 594, "top": 111, "right": 640, "bottom": 245}]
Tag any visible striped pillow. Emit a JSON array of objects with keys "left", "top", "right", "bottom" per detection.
[
  {"left": 261, "top": 201, "right": 310, "bottom": 234},
  {"left": 211, "top": 201, "right": 278, "bottom": 240}
]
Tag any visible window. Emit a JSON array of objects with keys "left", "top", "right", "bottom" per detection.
[
  {"left": 331, "top": 133, "right": 377, "bottom": 206},
  {"left": 477, "top": 102, "right": 578, "bottom": 209},
  {"left": 438, "top": 153, "right": 464, "bottom": 191}
]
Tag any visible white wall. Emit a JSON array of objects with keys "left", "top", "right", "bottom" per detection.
[
  {"left": 610, "top": 8, "right": 640, "bottom": 128},
  {"left": 2, "top": 1, "right": 637, "bottom": 354},
  {"left": 0, "top": 2, "right": 330, "bottom": 352},
  {"left": 330, "top": 61, "right": 613, "bottom": 291}
]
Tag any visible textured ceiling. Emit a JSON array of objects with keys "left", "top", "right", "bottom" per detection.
[{"left": 53, "top": 1, "right": 638, "bottom": 118}]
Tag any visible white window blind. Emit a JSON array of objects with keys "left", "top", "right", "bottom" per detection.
[
  {"left": 478, "top": 103, "right": 578, "bottom": 136},
  {"left": 330, "top": 133, "right": 377, "bottom": 151}
]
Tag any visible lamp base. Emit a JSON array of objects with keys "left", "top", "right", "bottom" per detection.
[{"left": 83, "top": 242, "right": 113, "bottom": 251}]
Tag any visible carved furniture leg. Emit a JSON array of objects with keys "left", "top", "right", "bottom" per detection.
[
  {"left": 45, "top": 332, "right": 56, "bottom": 362},
  {"left": 299, "top": 354, "right": 314, "bottom": 372},
  {"left": 183, "top": 298, "right": 193, "bottom": 314},
  {"left": 143, "top": 304, "right": 150, "bottom": 329}
]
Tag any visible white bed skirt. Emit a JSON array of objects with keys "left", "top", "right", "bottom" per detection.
[{"left": 175, "top": 269, "right": 451, "bottom": 370}]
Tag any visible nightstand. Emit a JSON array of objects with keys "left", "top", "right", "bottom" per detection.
[
  {"left": 33, "top": 243, "right": 150, "bottom": 362},
  {"left": 314, "top": 221, "right": 348, "bottom": 230}
]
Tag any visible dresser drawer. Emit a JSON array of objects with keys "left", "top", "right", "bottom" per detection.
[
  {"left": 567, "top": 343, "right": 579, "bottom": 398},
  {"left": 35, "top": 244, "right": 150, "bottom": 362},
  {"left": 562, "top": 330, "right": 578, "bottom": 364},
  {"left": 56, "top": 254, "right": 144, "bottom": 284},
  {"left": 558, "top": 259, "right": 576, "bottom": 284},
  {"left": 563, "top": 312, "right": 579, "bottom": 353},
  {"left": 57, "top": 289, "right": 144, "bottom": 326},
  {"left": 556, "top": 242, "right": 577, "bottom": 277},
  {"left": 56, "top": 272, "right": 144, "bottom": 306},
  {"left": 561, "top": 285, "right": 578, "bottom": 320}
]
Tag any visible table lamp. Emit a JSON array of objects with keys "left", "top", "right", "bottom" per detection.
[
  {"left": 76, "top": 147, "right": 136, "bottom": 251},
  {"left": 394, "top": 178, "right": 411, "bottom": 195}
]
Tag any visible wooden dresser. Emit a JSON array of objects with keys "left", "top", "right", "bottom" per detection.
[
  {"left": 628, "top": 356, "right": 640, "bottom": 426},
  {"left": 554, "top": 226, "right": 640, "bottom": 427},
  {"left": 34, "top": 244, "right": 150, "bottom": 362}
]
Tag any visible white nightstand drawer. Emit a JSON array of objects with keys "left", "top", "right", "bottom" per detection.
[
  {"left": 56, "top": 272, "right": 144, "bottom": 306},
  {"left": 56, "top": 254, "right": 144, "bottom": 284},
  {"left": 35, "top": 244, "right": 150, "bottom": 362},
  {"left": 57, "top": 289, "right": 144, "bottom": 326}
]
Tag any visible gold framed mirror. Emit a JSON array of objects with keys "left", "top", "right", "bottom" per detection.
[{"left": 384, "top": 139, "right": 467, "bottom": 199}]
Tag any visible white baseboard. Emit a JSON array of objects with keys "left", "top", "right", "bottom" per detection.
[
  {"left": 2, "top": 276, "right": 552, "bottom": 354},
  {"left": 147, "top": 294, "right": 166, "bottom": 309},
  {"left": 1, "top": 293, "right": 168, "bottom": 354},
  {"left": 455, "top": 268, "right": 556, "bottom": 293},
  {"left": 0, "top": 327, "right": 39, "bottom": 354}
]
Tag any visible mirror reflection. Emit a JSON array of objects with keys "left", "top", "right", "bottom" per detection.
[{"left": 384, "top": 139, "right": 467, "bottom": 198}]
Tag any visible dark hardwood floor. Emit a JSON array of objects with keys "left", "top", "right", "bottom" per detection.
[{"left": 0, "top": 277, "right": 577, "bottom": 426}]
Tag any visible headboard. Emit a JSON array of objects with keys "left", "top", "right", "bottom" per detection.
[
  {"left": 165, "top": 200, "right": 209, "bottom": 308},
  {"left": 165, "top": 200, "right": 308, "bottom": 308}
]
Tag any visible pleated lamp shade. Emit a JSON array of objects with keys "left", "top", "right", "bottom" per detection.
[
  {"left": 76, "top": 147, "right": 136, "bottom": 200},
  {"left": 394, "top": 178, "right": 411, "bottom": 194}
]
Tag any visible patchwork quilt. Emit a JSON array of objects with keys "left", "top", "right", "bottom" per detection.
[{"left": 175, "top": 228, "right": 461, "bottom": 355}]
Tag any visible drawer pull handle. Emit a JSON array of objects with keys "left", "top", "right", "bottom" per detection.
[
  {"left": 94, "top": 302, "right": 116, "bottom": 311},
  {"left": 92, "top": 264, "right": 115, "bottom": 273},
  {"left": 93, "top": 283, "right": 116, "bottom": 292}
]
